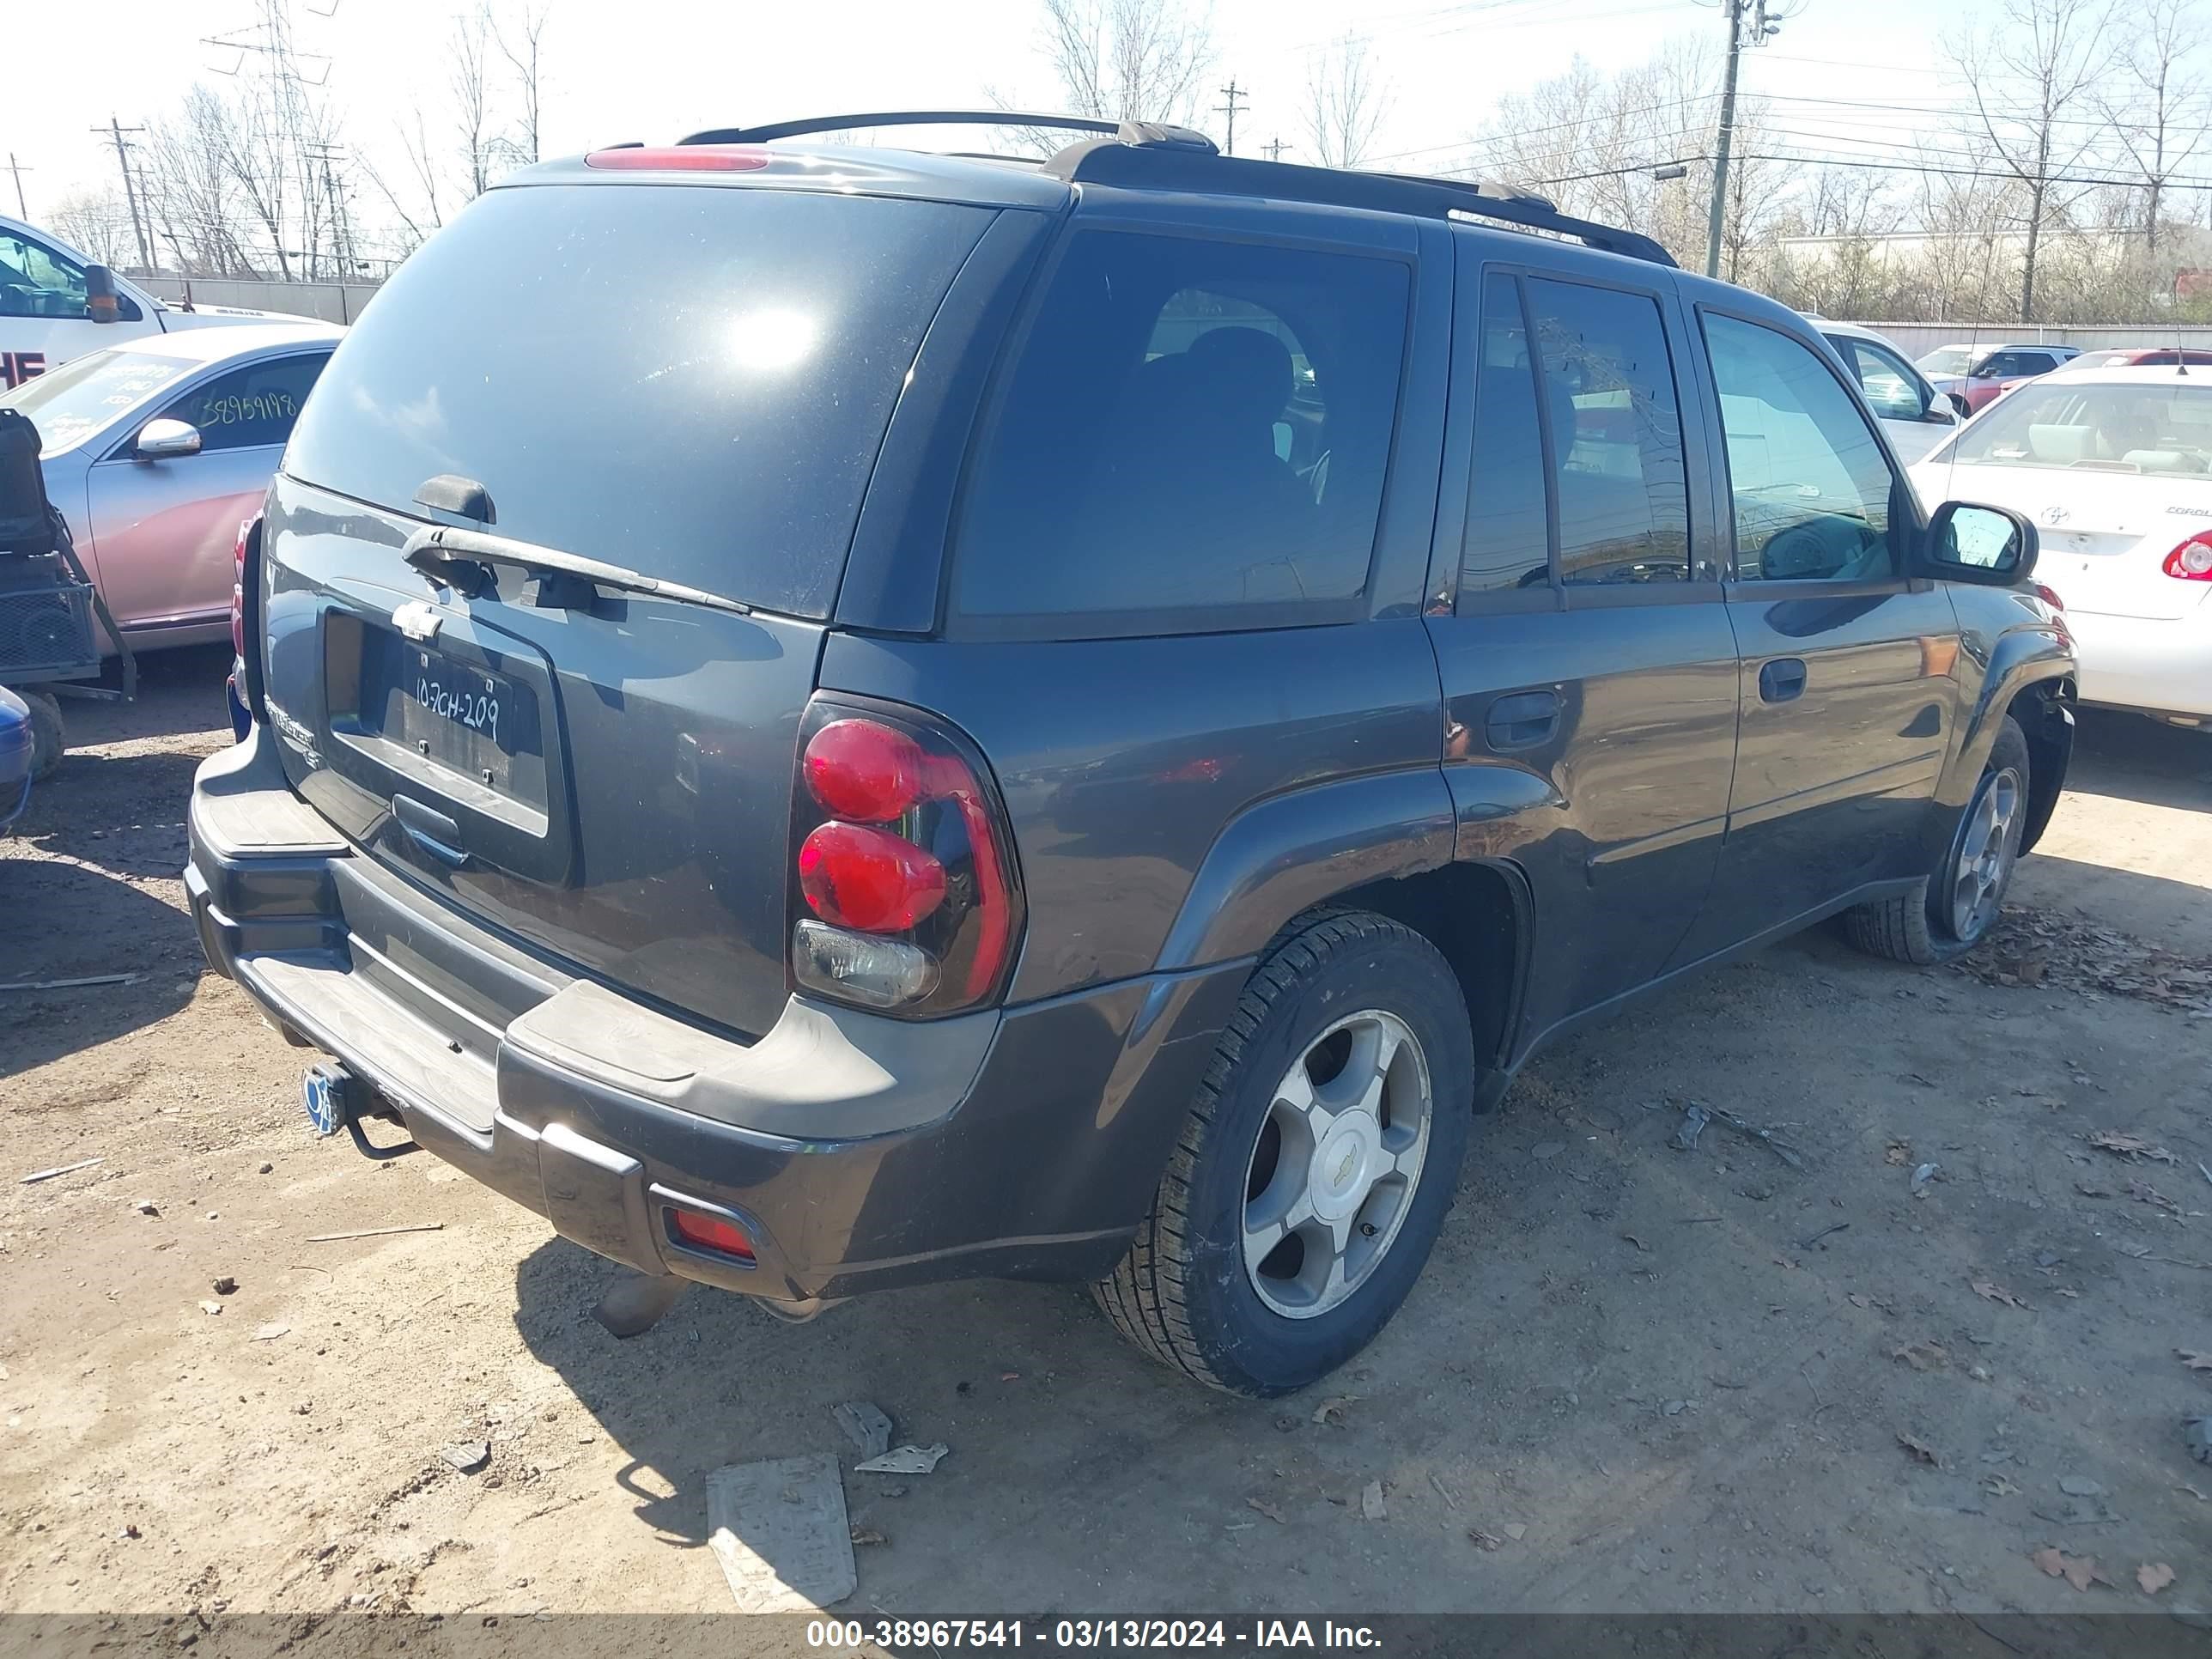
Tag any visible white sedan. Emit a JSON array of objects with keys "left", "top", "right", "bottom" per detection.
[{"left": 1910, "top": 364, "right": 2212, "bottom": 727}]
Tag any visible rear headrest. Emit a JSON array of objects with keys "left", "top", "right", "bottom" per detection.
[{"left": 1188, "top": 326, "right": 1295, "bottom": 426}]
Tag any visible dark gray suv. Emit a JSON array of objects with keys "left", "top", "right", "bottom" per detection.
[{"left": 187, "top": 114, "right": 2075, "bottom": 1395}]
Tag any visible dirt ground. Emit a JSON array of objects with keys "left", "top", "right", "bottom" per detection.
[{"left": 3, "top": 643, "right": 2209, "bottom": 1625}]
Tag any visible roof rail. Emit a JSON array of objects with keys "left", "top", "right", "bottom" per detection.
[
  {"left": 1042, "top": 143, "right": 1675, "bottom": 268},
  {"left": 678, "top": 110, "right": 1218, "bottom": 155}
]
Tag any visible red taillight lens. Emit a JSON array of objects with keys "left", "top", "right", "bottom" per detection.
[
  {"left": 229, "top": 519, "right": 250, "bottom": 657},
  {"left": 665, "top": 1207, "right": 756, "bottom": 1262},
  {"left": 2033, "top": 581, "right": 2065, "bottom": 610},
  {"left": 2162, "top": 532, "right": 2212, "bottom": 580},
  {"left": 805, "top": 719, "right": 927, "bottom": 822},
  {"left": 788, "top": 704, "right": 1022, "bottom": 1017},
  {"left": 585, "top": 145, "right": 773, "bottom": 171},
  {"left": 799, "top": 821, "right": 947, "bottom": 932}
]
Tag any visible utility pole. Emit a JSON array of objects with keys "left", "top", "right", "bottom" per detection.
[
  {"left": 95, "top": 117, "right": 152, "bottom": 273},
  {"left": 1215, "top": 79, "right": 1246, "bottom": 156},
  {"left": 1264, "top": 137, "right": 1288, "bottom": 162},
  {"left": 1703, "top": 0, "right": 1744, "bottom": 280},
  {"left": 1705, "top": 0, "right": 1785, "bottom": 280},
  {"left": 5, "top": 153, "right": 29, "bottom": 219}
]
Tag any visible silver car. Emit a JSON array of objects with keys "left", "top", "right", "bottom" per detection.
[
  {"left": 1812, "top": 319, "right": 1961, "bottom": 464},
  {"left": 0, "top": 322, "right": 341, "bottom": 650}
]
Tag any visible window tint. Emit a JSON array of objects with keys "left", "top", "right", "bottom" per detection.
[
  {"left": 1526, "top": 278, "right": 1689, "bottom": 586},
  {"left": 954, "top": 230, "right": 1411, "bottom": 624},
  {"left": 287, "top": 185, "right": 990, "bottom": 617},
  {"left": 0, "top": 348, "right": 192, "bottom": 453},
  {"left": 156, "top": 353, "right": 328, "bottom": 453},
  {"left": 1839, "top": 339, "right": 1923, "bottom": 421},
  {"left": 1459, "top": 276, "right": 1549, "bottom": 601},
  {"left": 0, "top": 232, "right": 88, "bottom": 320},
  {"left": 1706, "top": 313, "right": 1898, "bottom": 582}
]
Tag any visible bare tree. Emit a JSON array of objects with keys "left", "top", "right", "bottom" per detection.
[
  {"left": 47, "top": 189, "right": 134, "bottom": 268},
  {"left": 452, "top": 9, "right": 496, "bottom": 200},
  {"left": 1033, "top": 0, "right": 1216, "bottom": 127},
  {"left": 491, "top": 3, "right": 551, "bottom": 167},
  {"left": 1948, "top": 0, "right": 2116, "bottom": 321},
  {"left": 1303, "top": 34, "right": 1387, "bottom": 170},
  {"left": 2100, "top": 0, "right": 2203, "bottom": 258}
]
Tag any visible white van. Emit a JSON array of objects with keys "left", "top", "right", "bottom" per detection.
[{"left": 2, "top": 212, "right": 301, "bottom": 390}]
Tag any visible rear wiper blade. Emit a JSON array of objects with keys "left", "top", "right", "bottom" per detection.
[{"left": 401, "top": 523, "right": 752, "bottom": 617}]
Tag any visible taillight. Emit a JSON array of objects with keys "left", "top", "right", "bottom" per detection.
[
  {"left": 2033, "top": 581, "right": 2065, "bottom": 610},
  {"left": 2163, "top": 532, "right": 2212, "bottom": 580},
  {"left": 788, "top": 701, "right": 1022, "bottom": 1017},
  {"left": 229, "top": 518, "right": 250, "bottom": 657}
]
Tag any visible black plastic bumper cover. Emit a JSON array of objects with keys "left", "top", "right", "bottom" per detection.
[{"left": 186, "top": 729, "right": 1246, "bottom": 1306}]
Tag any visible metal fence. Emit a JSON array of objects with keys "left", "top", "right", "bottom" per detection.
[{"left": 137, "top": 276, "right": 383, "bottom": 325}]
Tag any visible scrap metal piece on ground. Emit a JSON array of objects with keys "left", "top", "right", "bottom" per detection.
[
  {"left": 1668, "top": 1103, "right": 1712, "bottom": 1152},
  {"left": 832, "top": 1401, "right": 894, "bottom": 1461},
  {"left": 855, "top": 1443, "right": 949, "bottom": 1475},
  {"left": 706, "top": 1454, "right": 856, "bottom": 1613}
]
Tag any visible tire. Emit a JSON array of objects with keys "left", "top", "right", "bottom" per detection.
[
  {"left": 1846, "top": 715, "right": 2031, "bottom": 965},
  {"left": 1093, "top": 909, "right": 1474, "bottom": 1396},
  {"left": 21, "top": 690, "right": 64, "bottom": 782}
]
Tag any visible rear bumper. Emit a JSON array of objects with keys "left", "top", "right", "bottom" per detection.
[
  {"left": 186, "top": 728, "right": 1245, "bottom": 1307},
  {"left": 2064, "top": 607, "right": 2212, "bottom": 720}
]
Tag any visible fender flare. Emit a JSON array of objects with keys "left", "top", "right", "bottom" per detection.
[
  {"left": 1938, "top": 620, "right": 2073, "bottom": 813},
  {"left": 1151, "top": 768, "right": 1458, "bottom": 973}
]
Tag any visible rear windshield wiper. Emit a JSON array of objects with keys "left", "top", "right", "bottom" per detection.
[{"left": 401, "top": 523, "right": 752, "bottom": 617}]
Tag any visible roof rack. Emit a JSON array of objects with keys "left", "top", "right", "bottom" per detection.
[
  {"left": 678, "top": 110, "right": 1218, "bottom": 155},
  {"left": 672, "top": 110, "right": 1668, "bottom": 268},
  {"left": 1044, "top": 141, "right": 1675, "bottom": 267}
]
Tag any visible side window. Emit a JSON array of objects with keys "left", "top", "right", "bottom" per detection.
[
  {"left": 953, "top": 229, "right": 1411, "bottom": 626},
  {"left": 1458, "top": 275, "right": 1549, "bottom": 602},
  {"left": 1846, "top": 341, "right": 1925, "bottom": 421},
  {"left": 155, "top": 354, "right": 328, "bottom": 454},
  {"left": 0, "top": 232, "right": 90, "bottom": 320},
  {"left": 1525, "top": 277, "right": 1690, "bottom": 586},
  {"left": 1705, "top": 313, "right": 1898, "bottom": 583}
]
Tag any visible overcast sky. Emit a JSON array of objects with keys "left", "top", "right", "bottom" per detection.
[{"left": 6, "top": 0, "right": 2018, "bottom": 246}]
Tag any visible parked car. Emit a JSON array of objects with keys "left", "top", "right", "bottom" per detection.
[
  {"left": 1812, "top": 319, "right": 1960, "bottom": 461},
  {"left": 1916, "top": 342, "right": 2081, "bottom": 415},
  {"left": 0, "top": 325, "right": 339, "bottom": 652},
  {"left": 1911, "top": 363, "right": 2212, "bottom": 728},
  {"left": 2067, "top": 347, "right": 2212, "bottom": 370},
  {"left": 187, "top": 115, "right": 2075, "bottom": 1396},
  {"left": 3, "top": 211, "right": 295, "bottom": 389},
  {"left": 0, "top": 684, "right": 32, "bottom": 828}
]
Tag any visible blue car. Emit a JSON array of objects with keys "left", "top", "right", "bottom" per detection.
[{"left": 0, "top": 686, "right": 33, "bottom": 829}]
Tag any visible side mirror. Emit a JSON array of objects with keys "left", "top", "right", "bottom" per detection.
[
  {"left": 1947, "top": 391, "right": 1972, "bottom": 418},
  {"left": 135, "top": 418, "right": 203, "bottom": 460},
  {"left": 1923, "top": 501, "right": 2036, "bottom": 584},
  {"left": 86, "top": 264, "right": 121, "bottom": 324}
]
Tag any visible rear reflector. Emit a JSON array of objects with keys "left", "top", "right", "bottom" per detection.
[
  {"left": 665, "top": 1207, "right": 756, "bottom": 1261},
  {"left": 585, "top": 145, "right": 773, "bottom": 171}
]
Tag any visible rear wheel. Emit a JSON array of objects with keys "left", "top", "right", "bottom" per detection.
[
  {"left": 1846, "top": 716, "right": 2030, "bottom": 965},
  {"left": 21, "top": 690, "right": 64, "bottom": 781},
  {"left": 1093, "top": 910, "right": 1474, "bottom": 1396}
]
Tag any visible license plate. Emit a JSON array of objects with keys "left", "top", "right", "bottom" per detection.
[{"left": 409, "top": 650, "right": 515, "bottom": 751}]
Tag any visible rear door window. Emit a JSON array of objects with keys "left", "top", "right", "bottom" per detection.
[
  {"left": 952, "top": 228, "right": 1412, "bottom": 629},
  {"left": 1525, "top": 277, "right": 1691, "bottom": 586},
  {"left": 1458, "top": 275, "right": 1550, "bottom": 602},
  {"left": 283, "top": 184, "right": 993, "bottom": 617}
]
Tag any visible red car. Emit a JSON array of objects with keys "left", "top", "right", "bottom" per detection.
[
  {"left": 2067, "top": 346, "right": 2212, "bottom": 369},
  {"left": 1915, "top": 342, "right": 2080, "bottom": 415}
]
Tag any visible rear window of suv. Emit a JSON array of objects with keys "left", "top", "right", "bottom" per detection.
[
  {"left": 284, "top": 183, "right": 992, "bottom": 618},
  {"left": 951, "top": 228, "right": 1412, "bottom": 632}
]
